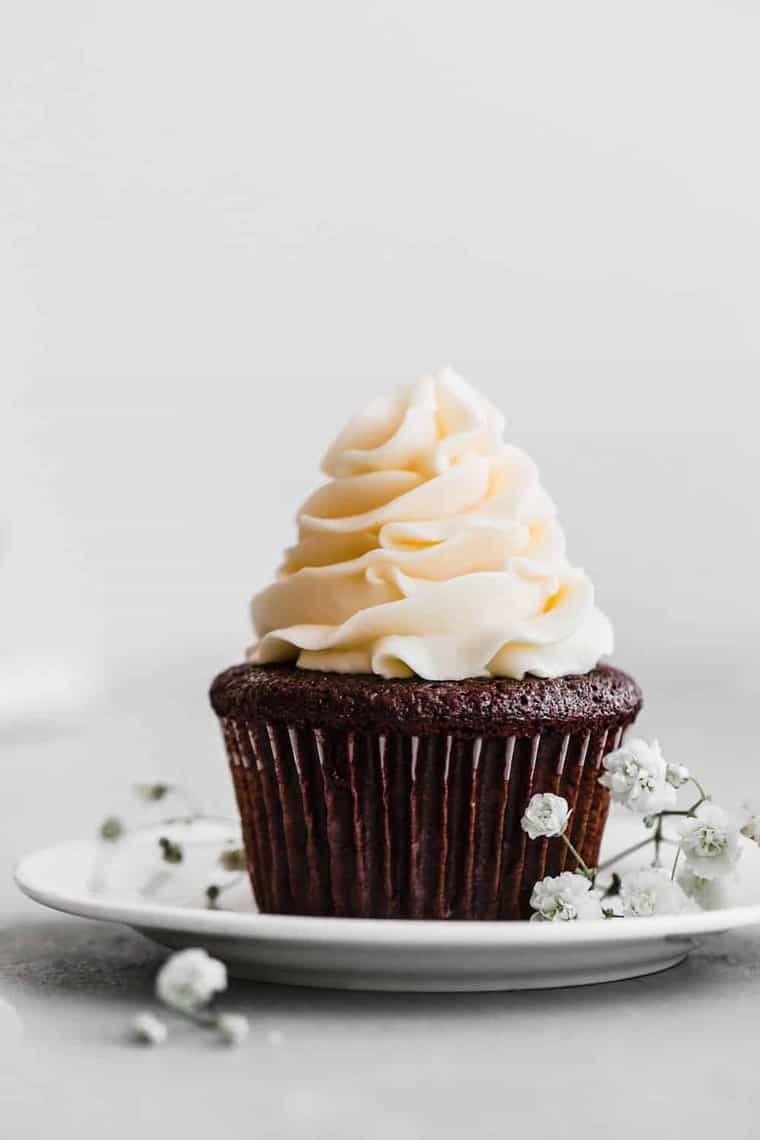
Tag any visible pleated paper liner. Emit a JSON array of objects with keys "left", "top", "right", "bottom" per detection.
[{"left": 221, "top": 716, "right": 635, "bottom": 920}]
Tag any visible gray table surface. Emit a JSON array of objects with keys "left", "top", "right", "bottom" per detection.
[{"left": 3, "top": 658, "right": 760, "bottom": 1139}]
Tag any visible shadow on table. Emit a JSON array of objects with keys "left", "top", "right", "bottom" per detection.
[
  {"left": 3, "top": 915, "right": 760, "bottom": 1019},
  {"left": 0, "top": 917, "right": 164, "bottom": 1004}
]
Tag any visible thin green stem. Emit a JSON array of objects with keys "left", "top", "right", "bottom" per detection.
[
  {"left": 562, "top": 834, "right": 594, "bottom": 880},
  {"left": 597, "top": 836, "right": 654, "bottom": 872},
  {"left": 653, "top": 815, "right": 663, "bottom": 867},
  {"left": 595, "top": 872, "right": 621, "bottom": 899},
  {"left": 205, "top": 873, "right": 246, "bottom": 909},
  {"left": 688, "top": 776, "right": 709, "bottom": 803},
  {"left": 670, "top": 845, "right": 682, "bottom": 882}
]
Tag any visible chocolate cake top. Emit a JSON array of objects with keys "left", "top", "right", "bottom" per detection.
[{"left": 210, "top": 663, "right": 642, "bottom": 738}]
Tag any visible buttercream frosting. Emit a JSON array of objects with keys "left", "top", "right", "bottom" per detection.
[{"left": 249, "top": 368, "right": 613, "bottom": 680}]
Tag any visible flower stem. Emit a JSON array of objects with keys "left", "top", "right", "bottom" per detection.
[
  {"left": 205, "top": 873, "right": 246, "bottom": 909},
  {"left": 562, "top": 834, "right": 594, "bottom": 880},
  {"left": 670, "top": 845, "right": 682, "bottom": 882},
  {"left": 597, "top": 836, "right": 654, "bottom": 872},
  {"left": 653, "top": 815, "right": 663, "bottom": 867},
  {"left": 688, "top": 776, "right": 709, "bottom": 803},
  {"left": 648, "top": 796, "right": 707, "bottom": 863}
]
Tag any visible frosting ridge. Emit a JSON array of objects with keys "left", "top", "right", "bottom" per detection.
[{"left": 250, "top": 368, "right": 613, "bottom": 680}]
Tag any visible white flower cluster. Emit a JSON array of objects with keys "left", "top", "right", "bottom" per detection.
[
  {"left": 528, "top": 865, "right": 698, "bottom": 923},
  {"left": 530, "top": 872, "right": 601, "bottom": 922},
  {"left": 677, "top": 805, "right": 740, "bottom": 880},
  {"left": 676, "top": 866, "right": 741, "bottom": 911},
  {"left": 598, "top": 739, "right": 677, "bottom": 814},
  {"left": 616, "top": 868, "right": 694, "bottom": 918},
  {"left": 740, "top": 802, "right": 760, "bottom": 845},
  {"left": 520, "top": 738, "right": 748, "bottom": 923},
  {"left": 131, "top": 948, "right": 249, "bottom": 1048}
]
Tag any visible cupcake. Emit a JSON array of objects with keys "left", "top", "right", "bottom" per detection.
[{"left": 210, "top": 369, "right": 641, "bottom": 919}]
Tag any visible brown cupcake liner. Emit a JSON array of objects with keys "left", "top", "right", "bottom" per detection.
[{"left": 220, "top": 715, "right": 633, "bottom": 920}]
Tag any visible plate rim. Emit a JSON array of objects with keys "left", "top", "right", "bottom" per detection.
[{"left": 14, "top": 836, "right": 760, "bottom": 948}]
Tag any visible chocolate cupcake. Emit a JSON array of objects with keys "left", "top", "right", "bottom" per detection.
[{"left": 210, "top": 369, "right": 642, "bottom": 920}]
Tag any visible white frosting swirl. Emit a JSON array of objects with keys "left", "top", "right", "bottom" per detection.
[{"left": 250, "top": 369, "right": 613, "bottom": 680}]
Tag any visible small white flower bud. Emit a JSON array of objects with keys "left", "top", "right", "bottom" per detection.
[
  {"left": 220, "top": 847, "right": 246, "bottom": 872},
  {"left": 665, "top": 763, "right": 690, "bottom": 789},
  {"left": 99, "top": 816, "right": 124, "bottom": 842},
  {"left": 156, "top": 948, "right": 227, "bottom": 1014},
  {"left": 740, "top": 803, "right": 760, "bottom": 845},
  {"left": 678, "top": 805, "right": 741, "bottom": 880},
  {"left": 599, "top": 739, "right": 676, "bottom": 814},
  {"left": 216, "top": 1013, "right": 249, "bottom": 1047},
  {"left": 741, "top": 817, "right": 760, "bottom": 844},
  {"left": 521, "top": 794, "right": 571, "bottom": 840},
  {"left": 131, "top": 1011, "right": 168, "bottom": 1046},
  {"left": 134, "top": 782, "right": 170, "bottom": 802}
]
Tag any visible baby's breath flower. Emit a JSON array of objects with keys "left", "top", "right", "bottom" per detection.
[
  {"left": 740, "top": 802, "right": 760, "bottom": 844},
  {"left": 135, "top": 782, "right": 170, "bottom": 802},
  {"left": 521, "top": 794, "right": 571, "bottom": 840},
  {"left": 156, "top": 948, "right": 227, "bottom": 1014},
  {"left": 741, "top": 819, "right": 760, "bottom": 844},
  {"left": 158, "top": 836, "right": 183, "bottom": 864},
  {"left": 99, "top": 816, "right": 124, "bottom": 842},
  {"left": 131, "top": 1011, "right": 168, "bottom": 1045},
  {"left": 618, "top": 868, "right": 695, "bottom": 917},
  {"left": 665, "top": 763, "right": 690, "bottom": 789},
  {"left": 599, "top": 739, "right": 676, "bottom": 814},
  {"left": 529, "top": 872, "right": 602, "bottom": 922},
  {"left": 215, "top": 1013, "right": 249, "bottom": 1047},
  {"left": 678, "top": 804, "right": 741, "bottom": 880},
  {"left": 219, "top": 847, "right": 246, "bottom": 872},
  {"left": 677, "top": 866, "right": 742, "bottom": 910}
]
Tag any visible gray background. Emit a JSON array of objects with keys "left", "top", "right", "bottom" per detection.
[{"left": 3, "top": 3, "right": 760, "bottom": 1137}]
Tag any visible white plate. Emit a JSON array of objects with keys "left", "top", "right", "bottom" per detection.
[{"left": 15, "top": 816, "right": 760, "bottom": 991}]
